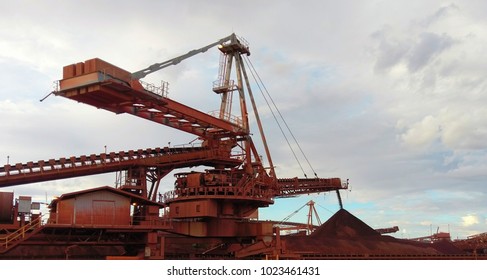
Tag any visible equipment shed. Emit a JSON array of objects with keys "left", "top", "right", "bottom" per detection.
[{"left": 49, "top": 186, "right": 160, "bottom": 226}]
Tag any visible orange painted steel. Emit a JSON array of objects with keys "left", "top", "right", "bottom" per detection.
[
  {"left": 58, "top": 58, "right": 247, "bottom": 139},
  {"left": 0, "top": 35, "right": 355, "bottom": 260},
  {"left": 0, "top": 146, "right": 240, "bottom": 188},
  {"left": 54, "top": 55, "right": 347, "bottom": 218},
  {"left": 276, "top": 177, "right": 344, "bottom": 197}
]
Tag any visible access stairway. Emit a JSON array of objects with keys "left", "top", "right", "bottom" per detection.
[{"left": 0, "top": 216, "right": 44, "bottom": 254}]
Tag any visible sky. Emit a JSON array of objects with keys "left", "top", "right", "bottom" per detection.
[{"left": 1, "top": 0, "right": 486, "bottom": 240}]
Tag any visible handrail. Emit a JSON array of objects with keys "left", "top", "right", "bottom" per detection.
[
  {"left": 207, "top": 110, "right": 243, "bottom": 128},
  {"left": 0, "top": 215, "right": 45, "bottom": 249},
  {"left": 159, "top": 185, "right": 274, "bottom": 204},
  {"left": 0, "top": 146, "right": 226, "bottom": 188}
]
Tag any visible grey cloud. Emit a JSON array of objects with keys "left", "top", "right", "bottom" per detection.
[
  {"left": 371, "top": 30, "right": 455, "bottom": 73},
  {"left": 371, "top": 3, "right": 459, "bottom": 74},
  {"left": 370, "top": 27, "right": 411, "bottom": 72},
  {"left": 407, "top": 32, "right": 455, "bottom": 72},
  {"left": 419, "top": 3, "right": 460, "bottom": 27}
]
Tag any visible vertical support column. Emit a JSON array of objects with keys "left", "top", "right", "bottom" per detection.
[
  {"left": 146, "top": 232, "right": 166, "bottom": 259},
  {"left": 219, "top": 54, "right": 235, "bottom": 120},
  {"left": 238, "top": 55, "right": 276, "bottom": 178},
  {"left": 159, "top": 235, "right": 165, "bottom": 260}
]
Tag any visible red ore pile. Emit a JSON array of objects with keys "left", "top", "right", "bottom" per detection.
[{"left": 282, "top": 209, "right": 463, "bottom": 257}]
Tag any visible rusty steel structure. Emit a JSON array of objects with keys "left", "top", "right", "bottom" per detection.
[
  {"left": 0, "top": 34, "right": 347, "bottom": 259},
  {"left": 1, "top": 34, "right": 483, "bottom": 260},
  {"left": 453, "top": 232, "right": 487, "bottom": 255}
]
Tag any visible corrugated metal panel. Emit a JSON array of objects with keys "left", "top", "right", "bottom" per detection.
[
  {"left": 55, "top": 190, "right": 132, "bottom": 226},
  {"left": 31, "top": 202, "right": 41, "bottom": 210},
  {"left": 57, "top": 198, "right": 74, "bottom": 224},
  {"left": 92, "top": 200, "right": 115, "bottom": 225},
  {"left": 18, "top": 196, "right": 31, "bottom": 213},
  {"left": 74, "top": 195, "right": 92, "bottom": 224},
  {"left": 73, "top": 190, "right": 130, "bottom": 226},
  {"left": 0, "top": 192, "right": 14, "bottom": 223}
]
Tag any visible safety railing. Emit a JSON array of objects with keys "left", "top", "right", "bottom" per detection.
[
  {"left": 48, "top": 214, "right": 171, "bottom": 228},
  {"left": 212, "top": 79, "right": 238, "bottom": 93},
  {"left": 0, "top": 215, "right": 45, "bottom": 250},
  {"left": 130, "top": 215, "right": 172, "bottom": 227},
  {"left": 0, "top": 146, "right": 211, "bottom": 187},
  {"left": 159, "top": 185, "right": 274, "bottom": 204},
  {"left": 207, "top": 110, "right": 244, "bottom": 128},
  {"left": 276, "top": 177, "right": 346, "bottom": 197},
  {"left": 139, "top": 79, "right": 169, "bottom": 97}
]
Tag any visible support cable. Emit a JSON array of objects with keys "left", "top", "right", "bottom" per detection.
[
  {"left": 244, "top": 56, "right": 318, "bottom": 178},
  {"left": 278, "top": 203, "right": 308, "bottom": 224},
  {"left": 242, "top": 56, "right": 307, "bottom": 178}
]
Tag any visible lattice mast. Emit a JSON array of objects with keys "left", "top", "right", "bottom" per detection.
[{"left": 212, "top": 35, "right": 276, "bottom": 179}]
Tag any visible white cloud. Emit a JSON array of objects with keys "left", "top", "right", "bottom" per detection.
[
  {"left": 367, "top": 4, "right": 487, "bottom": 192},
  {"left": 462, "top": 214, "right": 480, "bottom": 227},
  {"left": 400, "top": 115, "right": 440, "bottom": 149},
  {"left": 399, "top": 107, "right": 487, "bottom": 151}
]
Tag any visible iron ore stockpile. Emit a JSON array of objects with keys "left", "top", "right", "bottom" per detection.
[{"left": 282, "top": 209, "right": 465, "bottom": 259}]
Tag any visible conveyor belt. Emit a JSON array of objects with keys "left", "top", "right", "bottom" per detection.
[
  {"left": 0, "top": 146, "right": 241, "bottom": 188},
  {"left": 276, "top": 177, "right": 347, "bottom": 197}
]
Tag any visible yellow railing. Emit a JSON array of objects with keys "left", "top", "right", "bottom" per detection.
[{"left": 0, "top": 215, "right": 44, "bottom": 249}]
